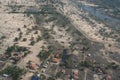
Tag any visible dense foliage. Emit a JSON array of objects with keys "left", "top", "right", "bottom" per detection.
[{"left": 1, "top": 66, "right": 24, "bottom": 80}]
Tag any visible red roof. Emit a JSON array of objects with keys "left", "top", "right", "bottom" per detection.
[
  {"left": 18, "top": 54, "right": 23, "bottom": 59},
  {"left": 53, "top": 58, "right": 59, "bottom": 63},
  {"left": 97, "top": 68, "right": 101, "bottom": 72},
  {"left": 2, "top": 54, "right": 8, "bottom": 58},
  {"left": 54, "top": 53, "right": 60, "bottom": 58},
  {"left": 73, "top": 70, "right": 79, "bottom": 76},
  {"left": 106, "top": 75, "right": 111, "bottom": 80},
  {"left": 29, "top": 63, "right": 37, "bottom": 70}
]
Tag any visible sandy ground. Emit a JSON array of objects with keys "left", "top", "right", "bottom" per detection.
[
  {"left": 44, "top": 23, "right": 72, "bottom": 47},
  {"left": 0, "top": 13, "right": 33, "bottom": 53},
  {"left": 18, "top": 40, "right": 47, "bottom": 80},
  {"left": 0, "top": 1, "right": 46, "bottom": 79},
  {"left": 0, "top": 12, "right": 44, "bottom": 79},
  {"left": 17, "top": 29, "right": 44, "bottom": 68}
]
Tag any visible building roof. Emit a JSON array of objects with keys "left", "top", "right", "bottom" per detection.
[
  {"left": 18, "top": 54, "right": 23, "bottom": 59},
  {"left": 31, "top": 76, "right": 40, "bottom": 80},
  {"left": 52, "top": 58, "right": 60, "bottom": 63},
  {"left": 29, "top": 63, "right": 38, "bottom": 70},
  {"left": 54, "top": 53, "right": 60, "bottom": 58},
  {"left": 106, "top": 75, "right": 111, "bottom": 80},
  {"left": 73, "top": 69, "right": 79, "bottom": 76},
  {"left": 2, "top": 54, "right": 8, "bottom": 58}
]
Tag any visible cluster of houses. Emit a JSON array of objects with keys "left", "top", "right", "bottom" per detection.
[
  {"left": 0, "top": 48, "right": 112, "bottom": 80},
  {"left": 1, "top": 52, "right": 24, "bottom": 64},
  {"left": 10, "top": 52, "right": 23, "bottom": 64},
  {"left": 95, "top": 67, "right": 111, "bottom": 80},
  {"left": 0, "top": 45, "right": 30, "bottom": 64},
  {"left": 27, "top": 52, "right": 61, "bottom": 80},
  {"left": 1, "top": 54, "right": 9, "bottom": 61}
]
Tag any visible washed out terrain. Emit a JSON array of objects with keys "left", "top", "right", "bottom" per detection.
[{"left": 0, "top": 0, "right": 120, "bottom": 80}]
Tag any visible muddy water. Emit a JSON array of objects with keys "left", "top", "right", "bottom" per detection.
[
  {"left": 82, "top": 5, "right": 120, "bottom": 29},
  {"left": 70, "top": 0, "right": 120, "bottom": 29}
]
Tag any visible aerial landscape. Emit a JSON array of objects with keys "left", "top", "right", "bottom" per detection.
[{"left": 0, "top": 0, "right": 120, "bottom": 80}]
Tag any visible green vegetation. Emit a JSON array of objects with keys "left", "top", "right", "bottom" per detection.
[
  {"left": 5, "top": 45, "right": 28, "bottom": 56},
  {"left": 32, "top": 26, "right": 38, "bottom": 30},
  {"left": 47, "top": 77, "right": 55, "bottom": 80},
  {"left": 42, "top": 29, "right": 51, "bottom": 39},
  {"left": 106, "top": 62, "right": 119, "bottom": 70},
  {"left": 15, "top": 46, "right": 28, "bottom": 52},
  {"left": 23, "top": 25, "right": 27, "bottom": 28},
  {"left": 34, "top": 30, "right": 38, "bottom": 34},
  {"left": 30, "top": 40, "right": 35, "bottom": 45},
  {"left": 19, "top": 32, "right": 23, "bottom": 39},
  {"left": 81, "top": 47, "right": 89, "bottom": 53},
  {"left": 55, "top": 71, "right": 62, "bottom": 78},
  {"left": 62, "top": 55, "right": 75, "bottom": 68},
  {"left": 38, "top": 49, "right": 52, "bottom": 61},
  {"left": 40, "top": 74, "right": 46, "bottom": 80},
  {"left": 1, "top": 66, "right": 24, "bottom": 80},
  {"left": 36, "top": 35, "right": 42, "bottom": 42},
  {"left": 6, "top": 45, "right": 15, "bottom": 54},
  {"left": 1, "top": 35, "right": 6, "bottom": 39},
  {"left": 79, "top": 61, "right": 91, "bottom": 68},
  {"left": 14, "top": 37, "right": 19, "bottom": 42},
  {"left": 22, "top": 38, "right": 27, "bottom": 41},
  {"left": 116, "top": 38, "right": 120, "bottom": 42},
  {"left": 17, "top": 28, "right": 21, "bottom": 31}
]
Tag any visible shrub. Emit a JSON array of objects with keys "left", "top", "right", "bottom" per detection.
[
  {"left": 36, "top": 36, "right": 42, "bottom": 42},
  {"left": 30, "top": 40, "right": 35, "bottom": 46},
  {"left": 38, "top": 50, "right": 51, "bottom": 61},
  {"left": 17, "top": 28, "right": 21, "bottom": 31},
  {"left": 22, "top": 38, "right": 27, "bottom": 41},
  {"left": 47, "top": 77, "right": 55, "bottom": 80},
  {"left": 1, "top": 36, "right": 6, "bottom": 39},
  {"left": 14, "top": 37, "right": 19, "bottom": 42},
  {"left": 34, "top": 30, "right": 38, "bottom": 34},
  {"left": 40, "top": 74, "right": 46, "bottom": 80},
  {"left": 79, "top": 61, "right": 91, "bottom": 68},
  {"left": 1, "top": 66, "right": 24, "bottom": 80}
]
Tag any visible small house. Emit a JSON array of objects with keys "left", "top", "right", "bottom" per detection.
[
  {"left": 73, "top": 69, "right": 79, "bottom": 80},
  {"left": 54, "top": 53, "right": 60, "bottom": 58},
  {"left": 29, "top": 63, "right": 38, "bottom": 70},
  {"left": 106, "top": 75, "right": 111, "bottom": 80},
  {"left": 52, "top": 58, "right": 60, "bottom": 63}
]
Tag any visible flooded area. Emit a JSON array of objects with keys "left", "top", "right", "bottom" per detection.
[
  {"left": 71, "top": 0, "right": 120, "bottom": 29},
  {"left": 109, "top": 52, "right": 120, "bottom": 63},
  {"left": 83, "top": 6, "right": 120, "bottom": 29}
]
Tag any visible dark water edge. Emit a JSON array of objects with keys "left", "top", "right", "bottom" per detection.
[{"left": 70, "top": 0, "right": 120, "bottom": 30}]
